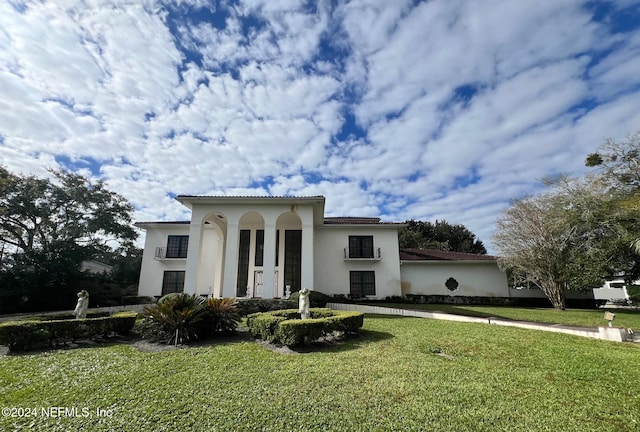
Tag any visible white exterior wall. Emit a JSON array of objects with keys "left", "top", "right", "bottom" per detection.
[
  {"left": 196, "top": 225, "right": 221, "bottom": 296},
  {"left": 400, "top": 261, "right": 509, "bottom": 297},
  {"left": 314, "top": 226, "right": 402, "bottom": 299},
  {"left": 137, "top": 224, "right": 221, "bottom": 298},
  {"left": 137, "top": 224, "right": 189, "bottom": 298}
]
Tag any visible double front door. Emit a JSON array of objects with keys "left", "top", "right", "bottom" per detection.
[{"left": 236, "top": 229, "right": 301, "bottom": 298}]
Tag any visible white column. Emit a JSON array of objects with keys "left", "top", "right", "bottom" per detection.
[
  {"left": 214, "top": 236, "right": 225, "bottom": 298},
  {"left": 183, "top": 222, "right": 202, "bottom": 295},
  {"left": 222, "top": 222, "right": 240, "bottom": 298},
  {"left": 262, "top": 221, "right": 277, "bottom": 299},
  {"left": 301, "top": 221, "right": 314, "bottom": 291}
]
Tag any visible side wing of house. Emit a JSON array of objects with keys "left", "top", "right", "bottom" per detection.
[
  {"left": 399, "top": 249, "right": 510, "bottom": 298},
  {"left": 314, "top": 218, "right": 404, "bottom": 299}
]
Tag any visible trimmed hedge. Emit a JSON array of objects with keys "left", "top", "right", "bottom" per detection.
[
  {"left": 235, "top": 298, "right": 297, "bottom": 316},
  {"left": 246, "top": 308, "right": 364, "bottom": 346},
  {"left": 287, "top": 290, "right": 331, "bottom": 308},
  {"left": 0, "top": 311, "right": 137, "bottom": 351}
]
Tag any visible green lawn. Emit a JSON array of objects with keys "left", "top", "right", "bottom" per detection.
[
  {"left": 365, "top": 303, "right": 640, "bottom": 329},
  {"left": 1, "top": 315, "right": 638, "bottom": 431}
]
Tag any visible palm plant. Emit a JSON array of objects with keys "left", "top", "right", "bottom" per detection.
[
  {"left": 206, "top": 298, "right": 240, "bottom": 334},
  {"left": 139, "top": 293, "right": 209, "bottom": 345}
]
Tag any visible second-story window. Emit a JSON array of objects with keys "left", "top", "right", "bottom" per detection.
[
  {"left": 166, "top": 235, "right": 189, "bottom": 258},
  {"left": 349, "top": 235, "right": 374, "bottom": 258}
]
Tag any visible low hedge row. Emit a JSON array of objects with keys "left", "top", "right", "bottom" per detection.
[
  {"left": 246, "top": 308, "right": 364, "bottom": 346},
  {"left": 235, "top": 298, "right": 297, "bottom": 316},
  {"left": 0, "top": 311, "right": 137, "bottom": 351}
]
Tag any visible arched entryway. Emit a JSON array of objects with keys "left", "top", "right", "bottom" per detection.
[
  {"left": 235, "top": 211, "right": 266, "bottom": 297},
  {"left": 275, "top": 212, "right": 303, "bottom": 298}
]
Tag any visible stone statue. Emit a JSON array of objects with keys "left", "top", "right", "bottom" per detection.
[
  {"left": 299, "top": 288, "right": 310, "bottom": 320},
  {"left": 73, "top": 290, "right": 89, "bottom": 319}
]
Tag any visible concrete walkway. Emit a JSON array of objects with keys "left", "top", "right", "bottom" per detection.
[{"left": 327, "top": 303, "right": 639, "bottom": 343}]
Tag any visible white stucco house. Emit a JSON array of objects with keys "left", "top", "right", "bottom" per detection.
[{"left": 136, "top": 195, "right": 510, "bottom": 300}]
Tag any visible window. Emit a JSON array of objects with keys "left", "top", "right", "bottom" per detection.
[
  {"left": 284, "top": 230, "right": 302, "bottom": 293},
  {"left": 350, "top": 271, "right": 375, "bottom": 297},
  {"left": 254, "top": 229, "right": 264, "bottom": 266},
  {"left": 349, "top": 236, "right": 374, "bottom": 258},
  {"left": 162, "top": 271, "right": 185, "bottom": 295},
  {"left": 445, "top": 277, "right": 459, "bottom": 292},
  {"left": 236, "top": 230, "right": 251, "bottom": 297},
  {"left": 166, "top": 235, "right": 189, "bottom": 258}
]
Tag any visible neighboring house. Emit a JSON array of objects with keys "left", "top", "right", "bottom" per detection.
[{"left": 81, "top": 260, "right": 113, "bottom": 274}]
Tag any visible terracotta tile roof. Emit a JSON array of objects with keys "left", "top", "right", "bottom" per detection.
[
  {"left": 324, "top": 217, "right": 405, "bottom": 226},
  {"left": 399, "top": 248, "right": 498, "bottom": 261}
]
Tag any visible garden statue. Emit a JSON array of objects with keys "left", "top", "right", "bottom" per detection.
[
  {"left": 73, "top": 290, "right": 89, "bottom": 319},
  {"left": 299, "top": 288, "right": 310, "bottom": 319}
]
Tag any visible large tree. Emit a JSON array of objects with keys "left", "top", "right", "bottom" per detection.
[
  {"left": 494, "top": 175, "right": 639, "bottom": 310},
  {"left": 0, "top": 167, "right": 137, "bottom": 312},
  {"left": 399, "top": 219, "right": 487, "bottom": 254}
]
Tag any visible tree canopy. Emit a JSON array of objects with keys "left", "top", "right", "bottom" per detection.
[
  {"left": 399, "top": 219, "right": 487, "bottom": 254},
  {"left": 493, "top": 132, "right": 640, "bottom": 310},
  {"left": 0, "top": 167, "right": 138, "bottom": 312}
]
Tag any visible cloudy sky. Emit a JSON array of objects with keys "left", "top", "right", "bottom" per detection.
[{"left": 1, "top": 0, "right": 639, "bottom": 252}]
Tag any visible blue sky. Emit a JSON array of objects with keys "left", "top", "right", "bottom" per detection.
[{"left": 1, "top": 0, "right": 640, "bottom": 252}]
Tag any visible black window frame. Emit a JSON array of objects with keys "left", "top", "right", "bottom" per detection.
[
  {"left": 166, "top": 235, "right": 189, "bottom": 258},
  {"left": 349, "top": 235, "right": 374, "bottom": 258},
  {"left": 350, "top": 271, "right": 376, "bottom": 297},
  {"left": 162, "top": 271, "right": 185, "bottom": 295}
]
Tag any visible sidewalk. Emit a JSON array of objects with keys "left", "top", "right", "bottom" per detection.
[{"left": 327, "top": 303, "right": 639, "bottom": 343}]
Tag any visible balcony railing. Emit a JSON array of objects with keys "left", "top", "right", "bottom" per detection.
[
  {"left": 154, "top": 247, "right": 187, "bottom": 260},
  {"left": 343, "top": 247, "right": 381, "bottom": 260}
]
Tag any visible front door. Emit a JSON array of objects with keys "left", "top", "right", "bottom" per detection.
[{"left": 253, "top": 270, "right": 263, "bottom": 297}]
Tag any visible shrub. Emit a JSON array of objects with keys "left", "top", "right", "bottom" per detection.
[
  {"left": 245, "top": 313, "right": 287, "bottom": 343},
  {"left": 139, "top": 293, "right": 208, "bottom": 345},
  {"left": 628, "top": 285, "right": 640, "bottom": 305},
  {"left": 206, "top": 298, "right": 240, "bottom": 334},
  {"left": 246, "top": 308, "right": 364, "bottom": 346},
  {"left": 0, "top": 311, "right": 137, "bottom": 351},
  {"left": 288, "top": 290, "right": 331, "bottom": 307},
  {"left": 235, "top": 298, "right": 296, "bottom": 316}
]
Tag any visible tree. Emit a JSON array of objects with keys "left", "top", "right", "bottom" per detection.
[
  {"left": 586, "top": 131, "right": 640, "bottom": 188},
  {"left": 0, "top": 167, "right": 137, "bottom": 312},
  {"left": 399, "top": 220, "right": 487, "bottom": 254},
  {"left": 493, "top": 176, "right": 639, "bottom": 310},
  {"left": 586, "top": 131, "right": 640, "bottom": 256}
]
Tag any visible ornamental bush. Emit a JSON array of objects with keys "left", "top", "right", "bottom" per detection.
[
  {"left": 0, "top": 311, "right": 137, "bottom": 351},
  {"left": 139, "top": 293, "right": 209, "bottom": 344},
  {"left": 246, "top": 308, "right": 364, "bottom": 346},
  {"left": 206, "top": 297, "right": 240, "bottom": 334},
  {"left": 288, "top": 290, "right": 331, "bottom": 307},
  {"left": 235, "top": 298, "right": 296, "bottom": 316},
  {"left": 139, "top": 294, "right": 242, "bottom": 344}
]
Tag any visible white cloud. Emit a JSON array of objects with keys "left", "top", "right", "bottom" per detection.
[{"left": 0, "top": 0, "right": 639, "bottom": 254}]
